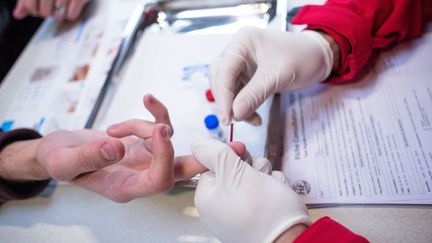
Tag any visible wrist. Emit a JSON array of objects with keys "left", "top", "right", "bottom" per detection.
[
  {"left": 274, "top": 224, "right": 308, "bottom": 243},
  {"left": 317, "top": 31, "right": 341, "bottom": 71},
  {"left": 0, "top": 139, "right": 49, "bottom": 181}
]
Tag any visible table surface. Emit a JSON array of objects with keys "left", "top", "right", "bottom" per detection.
[
  {"left": 1, "top": 1, "right": 432, "bottom": 243},
  {"left": 1, "top": 185, "right": 431, "bottom": 243}
]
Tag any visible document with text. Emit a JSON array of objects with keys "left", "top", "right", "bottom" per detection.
[{"left": 282, "top": 33, "right": 432, "bottom": 205}]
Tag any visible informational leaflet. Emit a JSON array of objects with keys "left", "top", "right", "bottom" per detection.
[
  {"left": 1, "top": 17, "right": 125, "bottom": 134},
  {"left": 282, "top": 33, "right": 432, "bottom": 205},
  {"left": 0, "top": 0, "right": 147, "bottom": 135}
]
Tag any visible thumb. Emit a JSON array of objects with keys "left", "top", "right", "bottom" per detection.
[
  {"left": 44, "top": 138, "right": 125, "bottom": 181},
  {"left": 209, "top": 57, "right": 234, "bottom": 126},
  {"left": 13, "top": 0, "right": 28, "bottom": 19},
  {"left": 209, "top": 50, "right": 247, "bottom": 126},
  {"left": 191, "top": 138, "right": 243, "bottom": 177},
  {"left": 232, "top": 67, "right": 279, "bottom": 121}
]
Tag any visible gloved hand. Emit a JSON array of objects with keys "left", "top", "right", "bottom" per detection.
[
  {"left": 209, "top": 27, "right": 334, "bottom": 125},
  {"left": 192, "top": 138, "right": 311, "bottom": 243}
]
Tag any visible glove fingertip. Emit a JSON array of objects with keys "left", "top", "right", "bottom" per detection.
[{"left": 233, "top": 95, "right": 255, "bottom": 121}]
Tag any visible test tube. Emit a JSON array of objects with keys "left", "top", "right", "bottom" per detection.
[
  {"left": 204, "top": 114, "right": 226, "bottom": 142},
  {"left": 229, "top": 123, "right": 234, "bottom": 142}
]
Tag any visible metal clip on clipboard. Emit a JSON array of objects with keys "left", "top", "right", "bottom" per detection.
[
  {"left": 85, "top": 0, "right": 281, "bottom": 170},
  {"left": 85, "top": 2, "right": 159, "bottom": 128}
]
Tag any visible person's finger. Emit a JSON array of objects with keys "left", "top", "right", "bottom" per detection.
[
  {"left": 228, "top": 141, "right": 254, "bottom": 165},
  {"left": 232, "top": 66, "right": 280, "bottom": 121},
  {"left": 66, "top": 0, "right": 87, "bottom": 21},
  {"left": 191, "top": 138, "right": 245, "bottom": 181},
  {"left": 174, "top": 155, "right": 207, "bottom": 181},
  {"left": 111, "top": 124, "right": 175, "bottom": 200},
  {"left": 231, "top": 72, "right": 262, "bottom": 126},
  {"left": 40, "top": 138, "right": 125, "bottom": 181},
  {"left": 39, "top": 0, "right": 54, "bottom": 17},
  {"left": 143, "top": 94, "right": 173, "bottom": 131},
  {"left": 174, "top": 141, "right": 246, "bottom": 181},
  {"left": 52, "top": 0, "right": 68, "bottom": 20},
  {"left": 227, "top": 141, "right": 246, "bottom": 157},
  {"left": 13, "top": 0, "right": 29, "bottom": 19},
  {"left": 142, "top": 138, "right": 153, "bottom": 153},
  {"left": 110, "top": 124, "right": 175, "bottom": 201},
  {"left": 107, "top": 119, "right": 159, "bottom": 139},
  {"left": 147, "top": 124, "right": 175, "bottom": 181},
  {"left": 75, "top": 125, "right": 173, "bottom": 203},
  {"left": 244, "top": 112, "right": 262, "bottom": 126},
  {"left": 209, "top": 52, "right": 246, "bottom": 126},
  {"left": 210, "top": 27, "right": 260, "bottom": 126},
  {"left": 23, "top": 0, "right": 39, "bottom": 16},
  {"left": 271, "top": 171, "right": 289, "bottom": 185}
]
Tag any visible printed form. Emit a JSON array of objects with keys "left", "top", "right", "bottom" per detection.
[{"left": 282, "top": 33, "right": 432, "bottom": 205}]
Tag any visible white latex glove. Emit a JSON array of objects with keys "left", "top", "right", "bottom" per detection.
[
  {"left": 192, "top": 138, "right": 311, "bottom": 243},
  {"left": 209, "top": 27, "right": 334, "bottom": 125}
]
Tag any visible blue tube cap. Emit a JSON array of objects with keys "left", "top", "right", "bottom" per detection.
[{"left": 204, "top": 114, "right": 219, "bottom": 129}]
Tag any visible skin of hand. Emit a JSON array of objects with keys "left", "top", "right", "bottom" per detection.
[
  {"left": 209, "top": 27, "right": 340, "bottom": 126},
  {"left": 13, "top": 0, "right": 90, "bottom": 21},
  {"left": 0, "top": 94, "right": 206, "bottom": 202},
  {"left": 192, "top": 138, "right": 311, "bottom": 243}
]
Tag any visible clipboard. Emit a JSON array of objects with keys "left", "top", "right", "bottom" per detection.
[{"left": 86, "top": 0, "right": 277, "bottom": 126}]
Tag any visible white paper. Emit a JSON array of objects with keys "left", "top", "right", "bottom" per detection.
[{"left": 282, "top": 33, "right": 432, "bottom": 205}]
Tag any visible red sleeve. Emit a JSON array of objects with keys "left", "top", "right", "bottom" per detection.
[
  {"left": 292, "top": 0, "right": 432, "bottom": 83},
  {"left": 294, "top": 217, "right": 369, "bottom": 243}
]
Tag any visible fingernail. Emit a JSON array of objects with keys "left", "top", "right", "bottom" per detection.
[
  {"left": 108, "top": 124, "right": 119, "bottom": 130},
  {"left": 160, "top": 126, "right": 172, "bottom": 139},
  {"left": 246, "top": 115, "right": 262, "bottom": 126},
  {"left": 101, "top": 143, "right": 118, "bottom": 161},
  {"left": 147, "top": 94, "right": 154, "bottom": 103}
]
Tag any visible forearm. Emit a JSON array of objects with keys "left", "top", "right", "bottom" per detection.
[
  {"left": 0, "top": 139, "right": 49, "bottom": 181},
  {"left": 318, "top": 31, "right": 341, "bottom": 72},
  {"left": 274, "top": 224, "right": 307, "bottom": 243}
]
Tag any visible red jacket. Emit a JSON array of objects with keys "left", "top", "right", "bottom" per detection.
[
  {"left": 292, "top": 0, "right": 432, "bottom": 83},
  {"left": 292, "top": 0, "right": 432, "bottom": 242},
  {"left": 295, "top": 217, "right": 368, "bottom": 243}
]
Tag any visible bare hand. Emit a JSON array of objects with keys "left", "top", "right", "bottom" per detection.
[
  {"left": 13, "top": 0, "right": 90, "bottom": 21},
  {"left": 0, "top": 94, "right": 210, "bottom": 202},
  {"left": 37, "top": 94, "right": 183, "bottom": 202}
]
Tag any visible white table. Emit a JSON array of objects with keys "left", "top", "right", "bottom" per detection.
[{"left": 1, "top": 184, "right": 431, "bottom": 243}]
